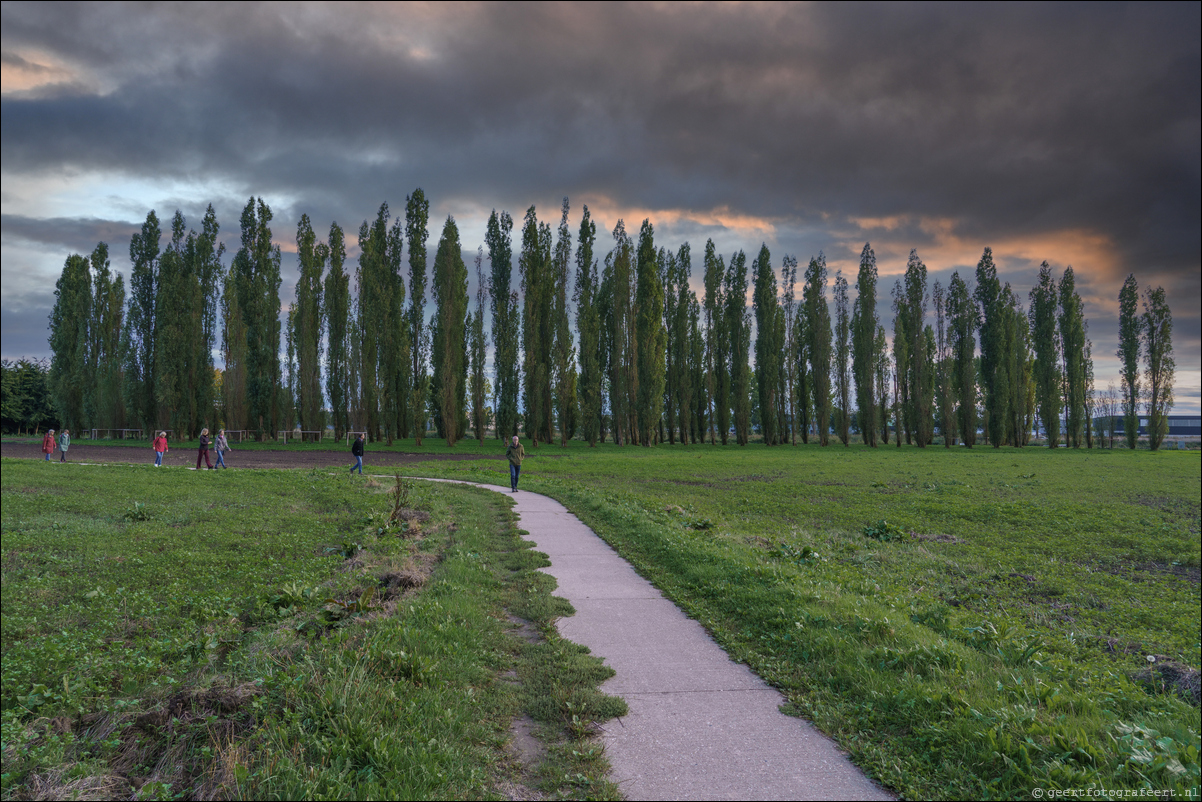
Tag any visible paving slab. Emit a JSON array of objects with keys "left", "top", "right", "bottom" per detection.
[{"left": 420, "top": 479, "right": 893, "bottom": 801}]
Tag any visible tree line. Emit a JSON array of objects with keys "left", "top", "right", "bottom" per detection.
[{"left": 43, "top": 193, "right": 1177, "bottom": 449}]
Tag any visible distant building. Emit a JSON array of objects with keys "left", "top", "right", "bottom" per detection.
[{"left": 1108, "top": 415, "right": 1201, "bottom": 437}]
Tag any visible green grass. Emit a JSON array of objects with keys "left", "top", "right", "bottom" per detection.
[
  {"left": 0, "top": 460, "right": 624, "bottom": 800},
  {"left": 404, "top": 442, "right": 1201, "bottom": 800}
]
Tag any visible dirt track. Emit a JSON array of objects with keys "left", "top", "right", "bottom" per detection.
[{"left": 0, "top": 441, "right": 502, "bottom": 469}]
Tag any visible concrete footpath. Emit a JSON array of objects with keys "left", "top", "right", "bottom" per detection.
[{"left": 424, "top": 479, "right": 893, "bottom": 801}]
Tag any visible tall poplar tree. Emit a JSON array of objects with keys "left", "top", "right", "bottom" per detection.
[
  {"left": 382, "top": 213, "right": 410, "bottom": 443},
  {"left": 663, "top": 248, "right": 679, "bottom": 443},
  {"left": 469, "top": 248, "right": 488, "bottom": 443},
  {"left": 406, "top": 189, "right": 430, "bottom": 443},
  {"left": 1142, "top": 286, "right": 1174, "bottom": 451},
  {"left": 874, "top": 325, "right": 891, "bottom": 445},
  {"left": 974, "top": 247, "right": 1003, "bottom": 446},
  {"left": 1029, "top": 262, "right": 1060, "bottom": 446},
  {"left": 891, "top": 279, "right": 911, "bottom": 445},
  {"left": 780, "top": 255, "right": 799, "bottom": 444},
  {"left": 1117, "top": 274, "right": 1141, "bottom": 449},
  {"left": 851, "top": 244, "right": 878, "bottom": 446},
  {"left": 752, "top": 244, "right": 781, "bottom": 445},
  {"left": 519, "top": 206, "right": 554, "bottom": 444},
  {"left": 154, "top": 211, "right": 202, "bottom": 438},
  {"left": 232, "top": 198, "right": 282, "bottom": 439},
  {"left": 573, "top": 206, "right": 602, "bottom": 445},
  {"left": 703, "top": 240, "right": 727, "bottom": 444},
  {"left": 552, "top": 199, "right": 577, "bottom": 445},
  {"left": 430, "top": 216, "right": 468, "bottom": 446},
  {"left": 932, "top": 280, "right": 955, "bottom": 446},
  {"left": 803, "top": 254, "right": 832, "bottom": 446},
  {"left": 90, "top": 242, "right": 126, "bottom": 430},
  {"left": 355, "top": 213, "right": 383, "bottom": 440},
  {"left": 192, "top": 206, "right": 224, "bottom": 434},
  {"left": 832, "top": 270, "right": 851, "bottom": 446},
  {"left": 48, "top": 253, "right": 92, "bottom": 434},
  {"left": 607, "top": 221, "right": 635, "bottom": 445},
  {"left": 947, "top": 271, "right": 977, "bottom": 447},
  {"left": 125, "top": 210, "right": 162, "bottom": 431},
  {"left": 294, "top": 214, "right": 326, "bottom": 436},
  {"left": 902, "top": 250, "right": 932, "bottom": 447},
  {"left": 634, "top": 220, "right": 666, "bottom": 446},
  {"left": 726, "top": 250, "right": 752, "bottom": 445},
  {"left": 1059, "top": 266, "right": 1087, "bottom": 447},
  {"left": 324, "top": 223, "right": 350, "bottom": 440},
  {"left": 671, "top": 243, "right": 694, "bottom": 443},
  {"left": 487, "top": 210, "right": 519, "bottom": 440}
]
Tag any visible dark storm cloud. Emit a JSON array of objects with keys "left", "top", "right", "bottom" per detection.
[{"left": 2, "top": 2, "right": 1199, "bottom": 383}]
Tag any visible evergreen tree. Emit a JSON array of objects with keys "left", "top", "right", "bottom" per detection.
[
  {"left": 726, "top": 250, "right": 752, "bottom": 445},
  {"left": 974, "top": 247, "right": 1003, "bottom": 446},
  {"left": 1142, "top": 286, "right": 1174, "bottom": 451},
  {"left": 1029, "top": 262, "right": 1060, "bottom": 446},
  {"left": 125, "top": 210, "right": 162, "bottom": 431},
  {"left": 430, "top": 216, "right": 469, "bottom": 446},
  {"left": 573, "top": 206, "right": 602, "bottom": 446},
  {"left": 803, "top": 254, "right": 832, "bottom": 446},
  {"left": 324, "top": 223, "right": 350, "bottom": 440},
  {"left": 487, "top": 210, "right": 520, "bottom": 441},
  {"left": 552, "top": 199, "right": 577, "bottom": 445},
  {"left": 48, "top": 253, "right": 92, "bottom": 434},
  {"left": 192, "top": 206, "right": 224, "bottom": 434},
  {"left": 1059, "top": 266, "right": 1087, "bottom": 447},
  {"left": 519, "top": 206, "right": 554, "bottom": 444},
  {"left": 406, "top": 189, "right": 430, "bottom": 443},
  {"left": 780, "top": 254, "right": 799, "bottom": 444},
  {"left": 752, "top": 244, "right": 781, "bottom": 445},
  {"left": 703, "top": 240, "right": 727, "bottom": 444},
  {"left": 903, "top": 250, "right": 933, "bottom": 446},
  {"left": 634, "top": 220, "right": 666, "bottom": 446},
  {"left": 154, "top": 211, "right": 202, "bottom": 438},
  {"left": 294, "top": 214, "right": 326, "bottom": 436},
  {"left": 851, "top": 244, "right": 878, "bottom": 446},
  {"left": 232, "top": 198, "right": 282, "bottom": 439},
  {"left": 832, "top": 270, "right": 851, "bottom": 445},
  {"left": 948, "top": 271, "right": 976, "bottom": 447},
  {"left": 1117, "top": 274, "right": 1141, "bottom": 450},
  {"left": 470, "top": 248, "right": 488, "bottom": 443}
]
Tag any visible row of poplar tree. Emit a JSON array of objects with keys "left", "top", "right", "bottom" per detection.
[{"left": 47, "top": 192, "right": 1176, "bottom": 449}]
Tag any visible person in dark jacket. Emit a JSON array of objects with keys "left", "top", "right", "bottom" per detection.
[
  {"left": 505, "top": 435, "right": 525, "bottom": 492},
  {"left": 196, "top": 428, "right": 214, "bottom": 470},
  {"left": 350, "top": 433, "right": 365, "bottom": 475},
  {"left": 58, "top": 429, "right": 71, "bottom": 462}
]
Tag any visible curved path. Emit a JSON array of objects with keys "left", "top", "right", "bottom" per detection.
[{"left": 421, "top": 479, "right": 893, "bottom": 801}]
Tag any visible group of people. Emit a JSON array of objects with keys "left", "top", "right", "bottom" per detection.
[
  {"left": 40, "top": 429, "right": 70, "bottom": 461},
  {"left": 348, "top": 432, "right": 527, "bottom": 492},
  {"left": 151, "top": 428, "right": 231, "bottom": 469}
]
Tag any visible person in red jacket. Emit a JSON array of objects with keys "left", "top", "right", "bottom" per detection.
[
  {"left": 42, "top": 429, "right": 56, "bottom": 461},
  {"left": 153, "top": 431, "right": 168, "bottom": 467}
]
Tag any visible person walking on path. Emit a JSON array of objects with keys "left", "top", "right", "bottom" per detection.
[
  {"left": 214, "top": 429, "right": 230, "bottom": 468},
  {"left": 350, "top": 433, "right": 365, "bottom": 475},
  {"left": 196, "top": 428, "right": 214, "bottom": 470},
  {"left": 58, "top": 429, "right": 71, "bottom": 462},
  {"left": 42, "top": 429, "right": 56, "bottom": 461},
  {"left": 505, "top": 435, "right": 525, "bottom": 492},
  {"left": 153, "top": 431, "right": 169, "bottom": 467}
]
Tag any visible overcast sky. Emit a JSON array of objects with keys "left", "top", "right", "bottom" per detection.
[{"left": 3, "top": 2, "right": 1198, "bottom": 411}]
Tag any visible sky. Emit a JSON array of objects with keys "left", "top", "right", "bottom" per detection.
[{"left": 2, "top": 2, "right": 1199, "bottom": 412}]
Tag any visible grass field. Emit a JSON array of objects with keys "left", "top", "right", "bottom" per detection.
[
  {"left": 0, "top": 459, "right": 624, "bottom": 800},
  {"left": 408, "top": 442, "right": 1201, "bottom": 800}
]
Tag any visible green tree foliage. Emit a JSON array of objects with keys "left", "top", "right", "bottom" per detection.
[
  {"left": 48, "top": 253, "right": 92, "bottom": 433},
  {"left": 221, "top": 261, "right": 248, "bottom": 432},
  {"left": 898, "top": 249, "right": 933, "bottom": 447},
  {"left": 726, "top": 250, "right": 752, "bottom": 445},
  {"left": 552, "top": 199, "right": 577, "bottom": 445},
  {"left": 323, "top": 223, "right": 350, "bottom": 440},
  {"left": 1142, "top": 286, "right": 1174, "bottom": 451},
  {"left": 293, "top": 214, "right": 326, "bottom": 435},
  {"left": 851, "top": 244, "right": 878, "bottom": 446},
  {"left": 89, "top": 242, "right": 126, "bottom": 430},
  {"left": 232, "top": 198, "right": 282, "bottom": 439},
  {"left": 974, "top": 247, "right": 1004, "bottom": 446},
  {"left": 1, "top": 358, "right": 55, "bottom": 433},
  {"left": 190, "top": 206, "right": 224, "bottom": 434},
  {"left": 406, "top": 189, "right": 430, "bottom": 443},
  {"left": 803, "top": 254, "right": 832, "bottom": 446},
  {"left": 486, "top": 210, "right": 520, "bottom": 441},
  {"left": 873, "top": 324, "right": 891, "bottom": 445},
  {"left": 383, "top": 211, "right": 410, "bottom": 443},
  {"left": 154, "top": 211, "right": 205, "bottom": 438},
  {"left": 430, "top": 216, "right": 469, "bottom": 446},
  {"left": 1116, "top": 274, "right": 1141, "bottom": 449},
  {"left": 668, "top": 243, "right": 695, "bottom": 444},
  {"left": 469, "top": 248, "right": 488, "bottom": 443},
  {"left": 519, "top": 206, "right": 554, "bottom": 444},
  {"left": 354, "top": 204, "right": 398, "bottom": 441},
  {"left": 932, "top": 280, "right": 956, "bottom": 446},
  {"left": 780, "top": 254, "right": 799, "bottom": 445},
  {"left": 573, "top": 206, "right": 602, "bottom": 446},
  {"left": 948, "top": 271, "right": 976, "bottom": 447},
  {"left": 1029, "top": 262, "right": 1061, "bottom": 446},
  {"left": 1059, "top": 266, "right": 1088, "bottom": 447},
  {"left": 688, "top": 293, "right": 707, "bottom": 443},
  {"left": 635, "top": 220, "right": 666, "bottom": 446},
  {"left": 606, "top": 221, "right": 636, "bottom": 445},
  {"left": 832, "top": 269, "right": 851, "bottom": 446},
  {"left": 752, "top": 244, "right": 781, "bottom": 445},
  {"left": 703, "top": 240, "right": 728, "bottom": 444},
  {"left": 124, "top": 210, "right": 161, "bottom": 431}
]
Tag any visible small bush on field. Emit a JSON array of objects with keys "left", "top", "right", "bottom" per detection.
[{"left": 863, "top": 519, "right": 906, "bottom": 541}]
